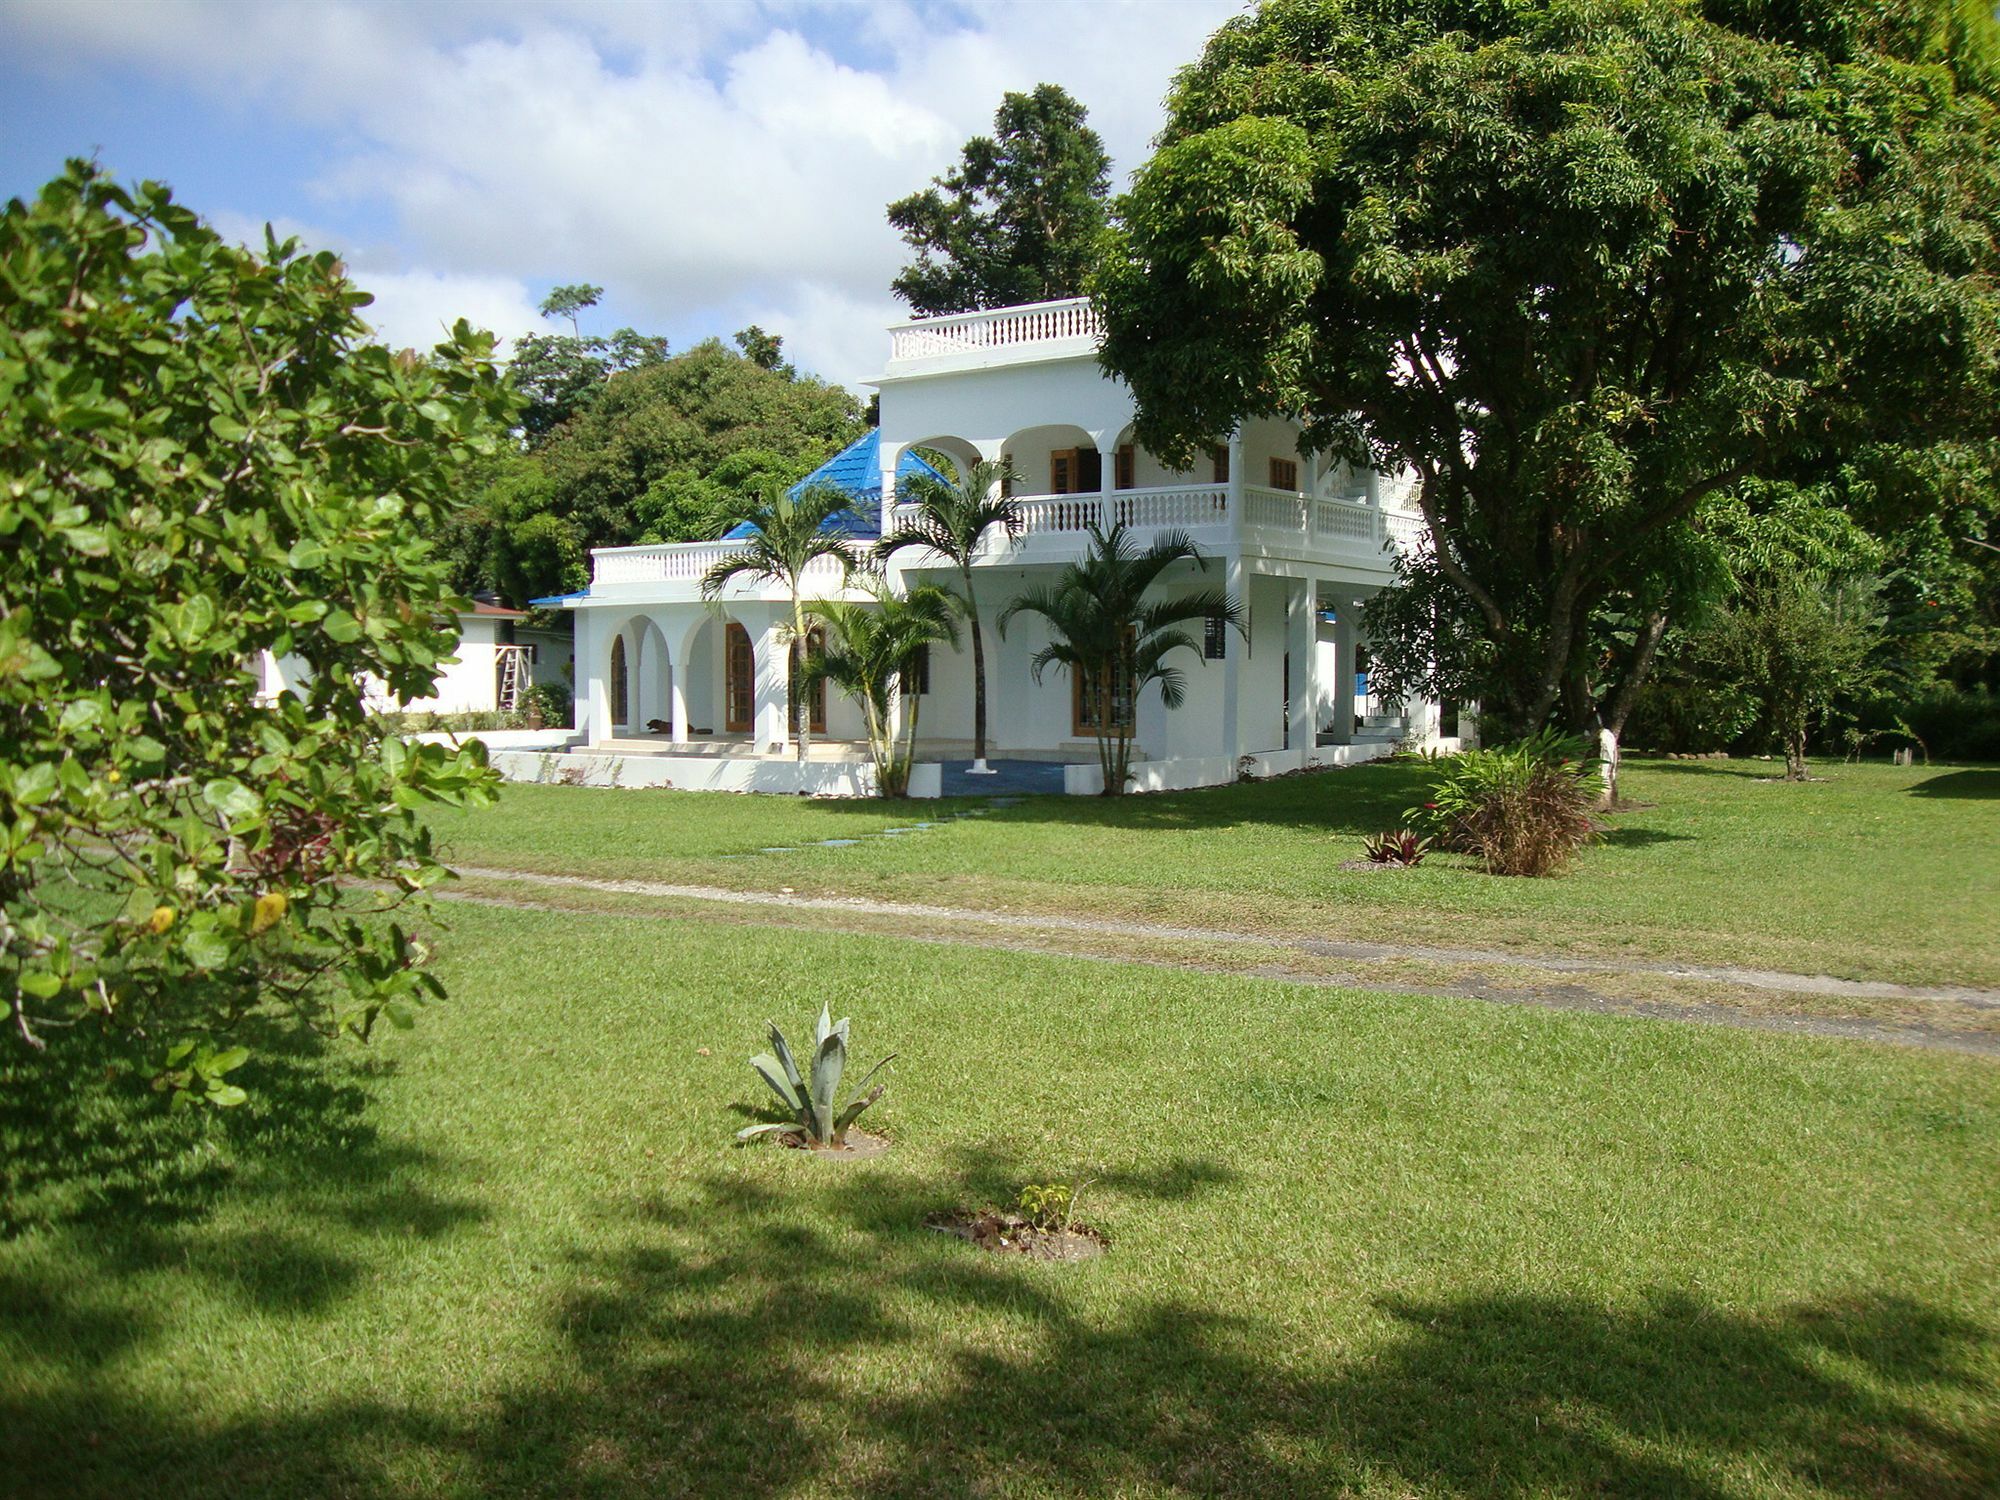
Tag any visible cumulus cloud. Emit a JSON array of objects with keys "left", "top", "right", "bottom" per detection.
[{"left": 1, "top": 0, "right": 1241, "bottom": 387}]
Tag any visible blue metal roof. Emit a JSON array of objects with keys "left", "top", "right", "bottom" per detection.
[
  {"left": 529, "top": 589, "right": 589, "bottom": 608},
  {"left": 723, "top": 430, "right": 948, "bottom": 542}
]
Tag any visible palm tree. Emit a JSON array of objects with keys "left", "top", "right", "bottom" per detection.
[
  {"left": 801, "top": 580, "right": 961, "bottom": 797},
  {"left": 876, "top": 453, "right": 1021, "bottom": 774},
  {"left": 700, "top": 480, "right": 857, "bottom": 762},
  {"left": 998, "top": 522, "right": 1242, "bottom": 796}
]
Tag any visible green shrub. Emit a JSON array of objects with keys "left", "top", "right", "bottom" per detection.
[
  {"left": 1412, "top": 731, "right": 1600, "bottom": 877},
  {"left": 1866, "top": 686, "right": 2000, "bottom": 763},
  {"left": 522, "top": 682, "right": 572, "bottom": 729}
]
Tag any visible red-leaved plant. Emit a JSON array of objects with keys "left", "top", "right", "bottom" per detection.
[{"left": 1362, "top": 829, "right": 1428, "bottom": 866}]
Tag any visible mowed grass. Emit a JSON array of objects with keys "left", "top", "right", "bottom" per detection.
[
  {"left": 4, "top": 900, "right": 1997, "bottom": 1497},
  {"left": 425, "top": 758, "right": 2000, "bottom": 987}
]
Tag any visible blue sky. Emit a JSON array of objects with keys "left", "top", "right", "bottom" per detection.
[{"left": 0, "top": 0, "right": 1241, "bottom": 389}]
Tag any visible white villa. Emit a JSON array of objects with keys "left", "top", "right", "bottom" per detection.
[{"left": 532, "top": 296, "right": 1449, "bottom": 796}]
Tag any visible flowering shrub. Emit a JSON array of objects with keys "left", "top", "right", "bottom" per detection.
[{"left": 1410, "top": 730, "right": 1599, "bottom": 877}]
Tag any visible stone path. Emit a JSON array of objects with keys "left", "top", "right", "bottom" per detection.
[{"left": 446, "top": 864, "right": 2000, "bottom": 1058}]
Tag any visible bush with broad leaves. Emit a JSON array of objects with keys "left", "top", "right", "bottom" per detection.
[{"left": 0, "top": 161, "right": 514, "bottom": 1103}]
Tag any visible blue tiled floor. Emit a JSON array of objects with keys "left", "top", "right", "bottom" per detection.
[{"left": 935, "top": 760, "right": 1072, "bottom": 797}]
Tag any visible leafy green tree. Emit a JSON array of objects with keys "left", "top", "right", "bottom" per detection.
[
  {"left": 802, "top": 582, "right": 962, "bottom": 797},
  {"left": 634, "top": 448, "right": 816, "bottom": 545},
  {"left": 876, "top": 454, "right": 1022, "bottom": 771},
  {"left": 1095, "top": 0, "right": 2000, "bottom": 804},
  {"left": 998, "top": 524, "right": 1240, "bottom": 795},
  {"left": 534, "top": 339, "right": 865, "bottom": 556},
  {"left": 700, "top": 483, "right": 859, "bottom": 762},
  {"left": 888, "top": 84, "right": 1112, "bottom": 315},
  {"left": 0, "top": 162, "right": 509, "bottom": 1097},
  {"left": 733, "top": 324, "right": 793, "bottom": 376},
  {"left": 511, "top": 283, "right": 668, "bottom": 445}
]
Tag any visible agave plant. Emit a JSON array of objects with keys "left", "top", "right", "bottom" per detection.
[
  {"left": 1362, "top": 829, "right": 1428, "bottom": 866},
  {"left": 738, "top": 1006, "right": 894, "bottom": 1148}
]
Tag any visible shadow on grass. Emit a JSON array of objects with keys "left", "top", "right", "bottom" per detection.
[
  {"left": 1909, "top": 769, "right": 2000, "bottom": 800},
  {"left": 1, "top": 1014, "right": 484, "bottom": 1342},
  {"left": 6, "top": 1166, "right": 1993, "bottom": 1497}
]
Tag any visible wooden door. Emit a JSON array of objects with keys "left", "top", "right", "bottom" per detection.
[{"left": 725, "top": 624, "right": 753, "bottom": 733}]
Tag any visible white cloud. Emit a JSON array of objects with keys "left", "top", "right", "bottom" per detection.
[{"left": 1, "top": 0, "right": 1244, "bottom": 388}]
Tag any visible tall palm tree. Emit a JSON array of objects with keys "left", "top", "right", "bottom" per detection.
[
  {"left": 876, "top": 453, "right": 1021, "bottom": 773},
  {"left": 998, "top": 522, "right": 1242, "bottom": 796},
  {"left": 700, "top": 480, "right": 857, "bottom": 763},
  {"left": 801, "top": 580, "right": 961, "bottom": 797}
]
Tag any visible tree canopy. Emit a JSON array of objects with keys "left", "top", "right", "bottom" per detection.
[
  {"left": 0, "top": 162, "right": 509, "bottom": 1096},
  {"left": 888, "top": 84, "right": 1113, "bottom": 315},
  {"left": 447, "top": 336, "right": 866, "bottom": 605},
  {"left": 510, "top": 283, "right": 669, "bottom": 446},
  {"left": 1095, "top": 0, "right": 2000, "bottom": 784}
]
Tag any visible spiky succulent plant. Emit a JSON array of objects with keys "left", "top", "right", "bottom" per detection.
[{"left": 738, "top": 1006, "right": 894, "bottom": 1148}]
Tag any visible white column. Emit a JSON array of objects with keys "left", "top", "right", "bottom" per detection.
[
  {"left": 1329, "top": 605, "right": 1357, "bottom": 745},
  {"left": 669, "top": 656, "right": 690, "bottom": 745},
  {"left": 1220, "top": 554, "right": 1244, "bottom": 760},
  {"left": 1098, "top": 438, "right": 1117, "bottom": 530},
  {"left": 1226, "top": 426, "right": 1245, "bottom": 538},
  {"left": 579, "top": 611, "right": 611, "bottom": 745},
  {"left": 879, "top": 445, "right": 899, "bottom": 538},
  {"left": 754, "top": 615, "right": 790, "bottom": 752},
  {"left": 1291, "top": 578, "right": 1318, "bottom": 752}
]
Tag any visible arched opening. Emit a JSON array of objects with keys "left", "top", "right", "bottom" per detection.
[
  {"left": 725, "top": 623, "right": 754, "bottom": 733},
  {"left": 609, "top": 636, "right": 629, "bottom": 731},
  {"left": 899, "top": 434, "right": 983, "bottom": 486}
]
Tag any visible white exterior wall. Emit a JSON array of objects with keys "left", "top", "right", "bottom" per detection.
[
  {"left": 255, "top": 611, "right": 523, "bottom": 716},
  {"left": 548, "top": 298, "right": 1443, "bottom": 786}
]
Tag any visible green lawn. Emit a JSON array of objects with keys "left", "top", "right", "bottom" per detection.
[
  {"left": 4, "top": 902, "right": 1997, "bottom": 1497},
  {"left": 424, "top": 758, "right": 2000, "bottom": 988}
]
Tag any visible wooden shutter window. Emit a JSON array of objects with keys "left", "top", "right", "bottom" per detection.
[
  {"left": 1116, "top": 444, "right": 1135, "bottom": 490},
  {"left": 1051, "top": 450, "right": 1075, "bottom": 495},
  {"left": 724, "top": 624, "right": 753, "bottom": 732},
  {"left": 1269, "top": 457, "right": 1299, "bottom": 491},
  {"left": 1211, "top": 447, "right": 1230, "bottom": 484}
]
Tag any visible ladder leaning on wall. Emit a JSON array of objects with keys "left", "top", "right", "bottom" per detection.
[{"left": 495, "top": 644, "right": 532, "bottom": 713}]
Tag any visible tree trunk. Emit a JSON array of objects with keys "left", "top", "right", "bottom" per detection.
[
  {"left": 1597, "top": 724, "right": 1622, "bottom": 807},
  {"left": 1785, "top": 727, "right": 1808, "bottom": 782},
  {"left": 790, "top": 596, "right": 810, "bottom": 765},
  {"left": 964, "top": 566, "right": 990, "bottom": 770}
]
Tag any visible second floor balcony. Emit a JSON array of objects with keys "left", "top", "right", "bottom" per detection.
[{"left": 588, "top": 480, "right": 1425, "bottom": 595}]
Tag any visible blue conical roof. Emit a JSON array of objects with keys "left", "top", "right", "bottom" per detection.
[{"left": 723, "top": 430, "right": 948, "bottom": 541}]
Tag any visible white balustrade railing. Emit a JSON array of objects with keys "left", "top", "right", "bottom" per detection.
[
  {"left": 1312, "top": 498, "right": 1376, "bottom": 543},
  {"left": 1382, "top": 509, "right": 1427, "bottom": 551},
  {"left": 591, "top": 541, "right": 853, "bottom": 588},
  {"left": 888, "top": 296, "right": 1103, "bottom": 362},
  {"left": 591, "top": 490, "right": 1431, "bottom": 586},
  {"left": 1242, "top": 485, "right": 1308, "bottom": 531}
]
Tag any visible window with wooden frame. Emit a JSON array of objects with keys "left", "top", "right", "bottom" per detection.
[
  {"left": 1203, "top": 612, "right": 1228, "bottom": 661},
  {"left": 1072, "top": 641, "right": 1136, "bottom": 735},
  {"left": 1115, "top": 443, "right": 1135, "bottom": 490},
  {"left": 1210, "top": 447, "right": 1230, "bottom": 484},
  {"left": 1268, "top": 456, "right": 1299, "bottom": 491},
  {"left": 724, "top": 624, "right": 753, "bottom": 732},
  {"left": 805, "top": 626, "right": 827, "bottom": 734},
  {"left": 1050, "top": 448, "right": 1104, "bottom": 495},
  {"left": 609, "top": 636, "right": 629, "bottom": 727}
]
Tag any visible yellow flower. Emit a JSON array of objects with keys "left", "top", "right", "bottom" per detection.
[
  {"left": 252, "top": 890, "right": 289, "bottom": 934},
  {"left": 106, "top": 768, "right": 121, "bottom": 784},
  {"left": 148, "top": 905, "right": 176, "bottom": 934}
]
